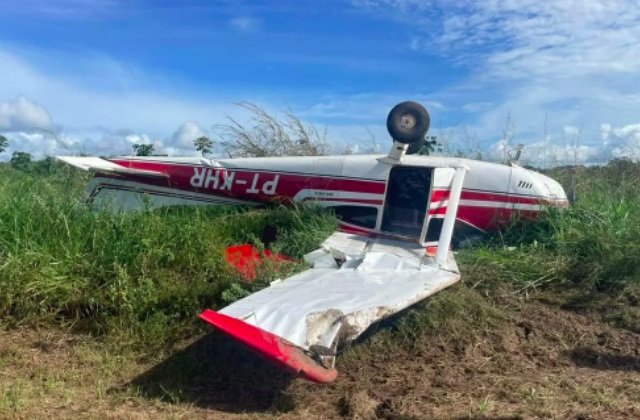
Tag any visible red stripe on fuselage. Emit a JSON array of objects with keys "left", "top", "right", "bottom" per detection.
[
  {"left": 431, "top": 189, "right": 553, "bottom": 205},
  {"left": 108, "top": 160, "right": 386, "bottom": 204},
  {"left": 103, "top": 159, "right": 561, "bottom": 234}
]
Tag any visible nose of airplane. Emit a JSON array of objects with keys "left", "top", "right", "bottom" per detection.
[{"left": 528, "top": 170, "right": 569, "bottom": 205}]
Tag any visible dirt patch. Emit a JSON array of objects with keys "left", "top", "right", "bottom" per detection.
[
  {"left": 282, "top": 298, "right": 640, "bottom": 419},
  {"left": 2, "top": 291, "right": 640, "bottom": 419}
]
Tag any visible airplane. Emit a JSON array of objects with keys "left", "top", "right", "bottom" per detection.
[{"left": 57, "top": 101, "right": 568, "bottom": 383}]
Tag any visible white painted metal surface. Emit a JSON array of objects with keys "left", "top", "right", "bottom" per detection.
[
  {"left": 435, "top": 167, "right": 466, "bottom": 264},
  {"left": 219, "top": 232, "right": 460, "bottom": 367}
]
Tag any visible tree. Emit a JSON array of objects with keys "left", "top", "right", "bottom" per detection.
[
  {"left": 0, "top": 135, "right": 7, "bottom": 154},
  {"left": 32, "top": 156, "right": 58, "bottom": 175},
  {"left": 193, "top": 136, "right": 213, "bottom": 156},
  {"left": 132, "top": 144, "right": 155, "bottom": 156},
  {"left": 416, "top": 135, "right": 440, "bottom": 156},
  {"left": 10, "top": 151, "right": 33, "bottom": 171}
]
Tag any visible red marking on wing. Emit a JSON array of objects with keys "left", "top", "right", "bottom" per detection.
[{"left": 199, "top": 310, "right": 338, "bottom": 384}]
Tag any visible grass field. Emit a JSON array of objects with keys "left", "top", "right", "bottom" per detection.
[{"left": 1, "top": 159, "right": 639, "bottom": 419}]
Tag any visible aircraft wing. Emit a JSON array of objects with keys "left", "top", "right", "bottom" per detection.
[
  {"left": 200, "top": 231, "right": 461, "bottom": 383},
  {"left": 56, "top": 156, "right": 169, "bottom": 178}
]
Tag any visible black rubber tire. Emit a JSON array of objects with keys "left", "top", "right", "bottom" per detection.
[{"left": 386, "top": 101, "right": 430, "bottom": 144}]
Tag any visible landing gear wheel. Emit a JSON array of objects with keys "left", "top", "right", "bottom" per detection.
[{"left": 386, "top": 101, "right": 431, "bottom": 144}]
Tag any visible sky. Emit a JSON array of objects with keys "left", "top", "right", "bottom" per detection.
[{"left": 1, "top": 0, "right": 640, "bottom": 165}]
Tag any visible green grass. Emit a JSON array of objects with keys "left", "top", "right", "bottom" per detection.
[
  {"left": 346, "top": 159, "right": 640, "bottom": 350},
  {"left": 0, "top": 164, "right": 336, "bottom": 352},
  {"left": 437, "top": 159, "right": 640, "bottom": 339},
  {"left": 459, "top": 159, "right": 640, "bottom": 293},
  {"left": 1, "top": 158, "right": 639, "bottom": 356}
]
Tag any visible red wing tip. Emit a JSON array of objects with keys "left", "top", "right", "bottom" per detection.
[{"left": 199, "top": 309, "right": 338, "bottom": 383}]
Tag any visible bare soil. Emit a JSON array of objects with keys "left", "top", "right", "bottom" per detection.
[{"left": 2, "top": 289, "right": 640, "bottom": 419}]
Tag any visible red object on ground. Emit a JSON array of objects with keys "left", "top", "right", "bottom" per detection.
[
  {"left": 199, "top": 309, "right": 338, "bottom": 383},
  {"left": 225, "top": 244, "right": 290, "bottom": 281}
]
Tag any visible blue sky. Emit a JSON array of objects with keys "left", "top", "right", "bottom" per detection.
[{"left": 1, "top": 0, "right": 640, "bottom": 164}]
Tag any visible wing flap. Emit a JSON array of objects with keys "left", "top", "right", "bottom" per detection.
[{"left": 56, "top": 156, "right": 168, "bottom": 178}]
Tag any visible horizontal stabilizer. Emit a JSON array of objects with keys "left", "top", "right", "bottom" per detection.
[
  {"left": 56, "top": 156, "right": 168, "bottom": 178},
  {"left": 199, "top": 309, "right": 338, "bottom": 383}
]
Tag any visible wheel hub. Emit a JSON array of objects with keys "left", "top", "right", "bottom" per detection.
[{"left": 400, "top": 114, "right": 416, "bottom": 130}]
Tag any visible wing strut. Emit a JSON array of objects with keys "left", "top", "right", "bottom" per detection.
[{"left": 436, "top": 167, "right": 467, "bottom": 265}]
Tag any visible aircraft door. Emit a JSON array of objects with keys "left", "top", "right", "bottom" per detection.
[{"left": 381, "top": 166, "right": 433, "bottom": 240}]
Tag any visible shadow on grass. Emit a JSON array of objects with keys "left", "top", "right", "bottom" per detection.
[
  {"left": 121, "top": 331, "right": 296, "bottom": 414},
  {"left": 568, "top": 346, "right": 640, "bottom": 372}
]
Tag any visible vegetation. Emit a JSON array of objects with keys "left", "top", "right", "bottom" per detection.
[
  {"left": 462, "top": 159, "right": 640, "bottom": 292},
  {"left": 0, "top": 135, "right": 7, "bottom": 154},
  {"left": 9, "top": 151, "right": 33, "bottom": 171},
  {"left": 132, "top": 143, "right": 155, "bottom": 156},
  {"left": 193, "top": 136, "right": 213, "bottom": 156},
  {"left": 1, "top": 155, "right": 639, "bottom": 418},
  {"left": 0, "top": 158, "right": 638, "bottom": 348},
  {"left": 217, "top": 102, "right": 331, "bottom": 157},
  {"left": 0, "top": 163, "right": 335, "bottom": 352}
]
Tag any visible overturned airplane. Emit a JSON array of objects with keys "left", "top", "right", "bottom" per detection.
[{"left": 57, "top": 101, "right": 568, "bottom": 383}]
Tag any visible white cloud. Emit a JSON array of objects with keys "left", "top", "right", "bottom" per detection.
[
  {"left": 479, "top": 121, "right": 640, "bottom": 167},
  {"left": 229, "top": 16, "right": 261, "bottom": 32},
  {"left": 171, "top": 121, "right": 209, "bottom": 149},
  {"left": 0, "top": 123, "right": 206, "bottom": 160},
  {"left": 0, "top": 96, "right": 53, "bottom": 132},
  {"left": 0, "top": 46, "right": 247, "bottom": 136},
  {"left": 353, "top": 0, "right": 640, "bottom": 161},
  {"left": 0, "top": 131, "right": 75, "bottom": 160},
  {"left": 601, "top": 123, "right": 640, "bottom": 161}
]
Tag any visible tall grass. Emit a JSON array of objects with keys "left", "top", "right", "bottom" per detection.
[
  {"left": 460, "top": 159, "right": 640, "bottom": 292},
  {"left": 1, "top": 159, "right": 639, "bottom": 353},
  {"left": 0, "top": 165, "right": 336, "bottom": 350}
]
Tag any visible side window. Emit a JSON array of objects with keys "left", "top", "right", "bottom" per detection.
[{"left": 332, "top": 205, "right": 378, "bottom": 229}]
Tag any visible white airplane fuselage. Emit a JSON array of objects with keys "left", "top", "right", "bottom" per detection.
[{"left": 80, "top": 154, "right": 567, "bottom": 245}]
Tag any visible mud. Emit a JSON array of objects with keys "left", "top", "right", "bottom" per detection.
[{"left": 2, "top": 293, "right": 640, "bottom": 419}]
